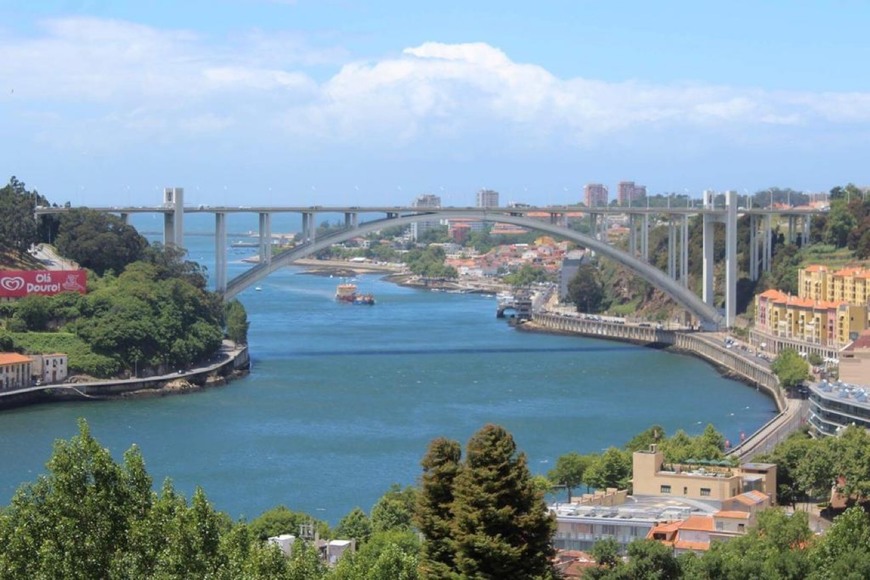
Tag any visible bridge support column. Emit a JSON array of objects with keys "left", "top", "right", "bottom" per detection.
[
  {"left": 667, "top": 216, "right": 676, "bottom": 279},
  {"left": 215, "top": 212, "right": 227, "bottom": 293},
  {"left": 258, "top": 212, "right": 272, "bottom": 266},
  {"left": 749, "top": 214, "right": 759, "bottom": 281},
  {"left": 120, "top": 213, "right": 129, "bottom": 224},
  {"left": 628, "top": 214, "right": 637, "bottom": 257},
  {"left": 787, "top": 215, "right": 796, "bottom": 244},
  {"left": 344, "top": 212, "right": 359, "bottom": 228},
  {"left": 762, "top": 214, "right": 772, "bottom": 273},
  {"left": 725, "top": 191, "right": 738, "bottom": 328},
  {"left": 702, "top": 191, "right": 715, "bottom": 307},
  {"left": 302, "top": 212, "right": 316, "bottom": 244},
  {"left": 642, "top": 213, "right": 649, "bottom": 261},
  {"left": 681, "top": 214, "right": 689, "bottom": 287},
  {"left": 162, "top": 187, "right": 184, "bottom": 247}
]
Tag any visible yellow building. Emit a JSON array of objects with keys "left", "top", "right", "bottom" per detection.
[
  {"left": 755, "top": 289, "right": 845, "bottom": 346},
  {"left": 631, "top": 446, "right": 776, "bottom": 504},
  {"left": 798, "top": 264, "right": 870, "bottom": 305},
  {"left": 0, "top": 353, "right": 34, "bottom": 390}
]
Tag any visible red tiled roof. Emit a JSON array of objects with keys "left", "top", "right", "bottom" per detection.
[
  {"left": 714, "top": 510, "right": 752, "bottom": 519},
  {"left": 0, "top": 353, "right": 33, "bottom": 366}
]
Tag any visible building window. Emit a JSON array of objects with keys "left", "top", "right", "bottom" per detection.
[
  {"left": 700, "top": 488, "right": 711, "bottom": 497},
  {"left": 738, "top": 524, "right": 745, "bottom": 533},
  {"left": 660, "top": 485, "right": 671, "bottom": 494}
]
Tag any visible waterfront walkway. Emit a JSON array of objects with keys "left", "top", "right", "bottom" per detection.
[{"left": 0, "top": 340, "right": 249, "bottom": 404}]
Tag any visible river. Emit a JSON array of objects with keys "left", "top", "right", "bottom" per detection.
[{"left": 0, "top": 214, "right": 777, "bottom": 524}]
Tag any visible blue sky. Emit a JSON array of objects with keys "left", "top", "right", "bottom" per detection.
[{"left": 2, "top": 1, "right": 869, "bottom": 207}]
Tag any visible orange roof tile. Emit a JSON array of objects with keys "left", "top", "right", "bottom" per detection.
[
  {"left": 679, "top": 515, "right": 715, "bottom": 531},
  {"left": 803, "top": 265, "right": 828, "bottom": 273},
  {"left": 0, "top": 353, "right": 33, "bottom": 366},
  {"left": 714, "top": 510, "right": 752, "bottom": 519}
]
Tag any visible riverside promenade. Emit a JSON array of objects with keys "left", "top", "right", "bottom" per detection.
[
  {"left": 0, "top": 341, "right": 250, "bottom": 408},
  {"left": 528, "top": 312, "right": 807, "bottom": 461}
]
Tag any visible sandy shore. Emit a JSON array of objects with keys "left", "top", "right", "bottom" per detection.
[{"left": 292, "top": 258, "right": 405, "bottom": 276}]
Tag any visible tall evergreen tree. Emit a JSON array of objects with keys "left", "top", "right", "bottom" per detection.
[
  {"left": 415, "top": 437, "right": 462, "bottom": 578},
  {"left": 451, "top": 424, "right": 556, "bottom": 579}
]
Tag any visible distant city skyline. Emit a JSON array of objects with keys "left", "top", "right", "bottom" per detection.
[{"left": 2, "top": 1, "right": 869, "bottom": 207}]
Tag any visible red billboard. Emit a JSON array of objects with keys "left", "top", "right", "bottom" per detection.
[{"left": 0, "top": 270, "right": 88, "bottom": 298}]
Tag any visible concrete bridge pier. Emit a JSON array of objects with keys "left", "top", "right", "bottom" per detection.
[
  {"left": 762, "top": 214, "right": 772, "bottom": 274},
  {"left": 642, "top": 213, "right": 649, "bottom": 261},
  {"left": 628, "top": 214, "right": 637, "bottom": 257},
  {"left": 749, "top": 214, "right": 759, "bottom": 281},
  {"left": 724, "top": 191, "right": 738, "bottom": 328},
  {"left": 258, "top": 212, "right": 272, "bottom": 265},
  {"left": 302, "top": 212, "right": 316, "bottom": 244},
  {"left": 680, "top": 214, "right": 689, "bottom": 287},
  {"left": 344, "top": 212, "right": 359, "bottom": 229},
  {"left": 702, "top": 190, "right": 716, "bottom": 309},
  {"left": 667, "top": 216, "right": 677, "bottom": 279},
  {"left": 215, "top": 212, "right": 227, "bottom": 293},
  {"left": 162, "top": 187, "right": 184, "bottom": 246}
]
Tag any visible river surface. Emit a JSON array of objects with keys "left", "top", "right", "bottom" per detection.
[{"left": 0, "top": 214, "right": 777, "bottom": 524}]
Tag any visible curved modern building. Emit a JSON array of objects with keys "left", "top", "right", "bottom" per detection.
[{"left": 808, "top": 379, "right": 870, "bottom": 436}]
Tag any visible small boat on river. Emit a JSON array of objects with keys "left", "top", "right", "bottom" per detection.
[{"left": 336, "top": 282, "right": 375, "bottom": 305}]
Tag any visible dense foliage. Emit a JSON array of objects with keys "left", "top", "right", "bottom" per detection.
[
  {"left": 568, "top": 262, "right": 605, "bottom": 313},
  {"left": 548, "top": 424, "right": 729, "bottom": 495},
  {"left": 0, "top": 177, "right": 40, "bottom": 258},
  {"left": 771, "top": 349, "right": 810, "bottom": 390},
  {"left": 403, "top": 246, "right": 458, "bottom": 279},
  {"left": 417, "top": 424, "right": 557, "bottom": 579},
  {"left": 54, "top": 208, "right": 149, "bottom": 276}
]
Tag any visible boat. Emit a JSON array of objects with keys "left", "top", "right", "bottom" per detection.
[{"left": 335, "top": 282, "right": 375, "bottom": 305}]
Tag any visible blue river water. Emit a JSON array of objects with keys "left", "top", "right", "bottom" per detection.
[{"left": 0, "top": 214, "right": 777, "bottom": 524}]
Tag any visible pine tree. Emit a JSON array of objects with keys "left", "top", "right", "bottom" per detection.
[
  {"left": 451, "top": 424, "right": 556, "bottom": 579},
  {"left": 415, "top": 437, "right": 462, "bottom": 578}
]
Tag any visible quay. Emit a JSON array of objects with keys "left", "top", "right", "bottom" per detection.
[
  {"left": 0, "top": 341, "right": 250, "bottom": 409},
  {"left": 528, "top": 312, "right": 807, "bottom": 460}
]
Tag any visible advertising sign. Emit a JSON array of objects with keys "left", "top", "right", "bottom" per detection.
[{"left": 0, "top": 270, "right": 88, "bottom": 298}]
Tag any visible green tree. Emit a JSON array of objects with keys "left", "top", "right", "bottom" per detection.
[
  {"left": 248, "top": 505, "right": 326, "bottom": 542},
  {"left": 548, "top": 452, "right": 593, "bottom": 501},
  {"left": 415, "top": 436, "right": 461, "bottom": 579},
  {"left": 771, "top": 349, "right": 810, "bottom": 390},
  {"left": 335, "top": 507, "right": 373, "bottom": 545},
  {"left": 0, "top": 176, "right": 39, "bottom": 257},
  {"left": 331, "top": 530, "right": 420, "bottom": 580},
  {"left": 584, "top": 447, "right": 631, "bottom": 491},
  {"left": 503, "top": 263, "right": 550, "bottom": 287},
  {"left": 55, "top": 208, "right": 148, "bottom": 275},
  {"left": 568, "top": 263, "right": 605, "bottom": 313},
  {"left": 225, "top": 299, "right": 250, "bottom": 345},
  {"left": 809, "top": 506, "right": 870, "bottom": 580},
  {"left": 371, "top": 484, "right": 417, "bottom": 534},
  {"left": 831, "top": 425, "right": 870, "bottom": 502},
  {"left": 623, "top": 424, "right": 666, "bottom": 453},
  {"left": 12, "top": 293, "right": 52, "bottom": 331},
  {"left": 450, "top": 424, "right": 556, "bottom": 579},
  {"left": 699, "top": 508, "right": 812, "bottom": 579}
]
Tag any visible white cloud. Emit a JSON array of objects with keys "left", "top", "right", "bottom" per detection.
[{"left": 3, "top": 19, "right": 870, "bottom": 156}]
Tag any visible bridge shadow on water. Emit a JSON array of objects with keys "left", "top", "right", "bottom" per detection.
[{"left": 287, "top": 344, "right": 647, "bottom": 358}]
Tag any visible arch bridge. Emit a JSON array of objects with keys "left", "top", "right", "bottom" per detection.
[{"left": 36, "top": 187, "right": 825, "bottom": 330}]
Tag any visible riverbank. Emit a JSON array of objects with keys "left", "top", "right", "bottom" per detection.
[{"left": 0, "top": 341, "right": 250, "bottom": 409}]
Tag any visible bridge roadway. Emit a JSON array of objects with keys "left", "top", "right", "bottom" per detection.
[
  {"left": 530, "top": 312, "right": 805, "bottom": 461},
  {"left": 36, "top": 191, "right": 826, "bottom": 330}
]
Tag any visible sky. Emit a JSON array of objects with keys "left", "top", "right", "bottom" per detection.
[{"left": 2, "top": 0, "right": 870, "bottom": 208}]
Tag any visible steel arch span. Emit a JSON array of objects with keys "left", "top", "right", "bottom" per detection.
[{"left": 224, "top": 211, "right": 723, "bottom": 328}]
